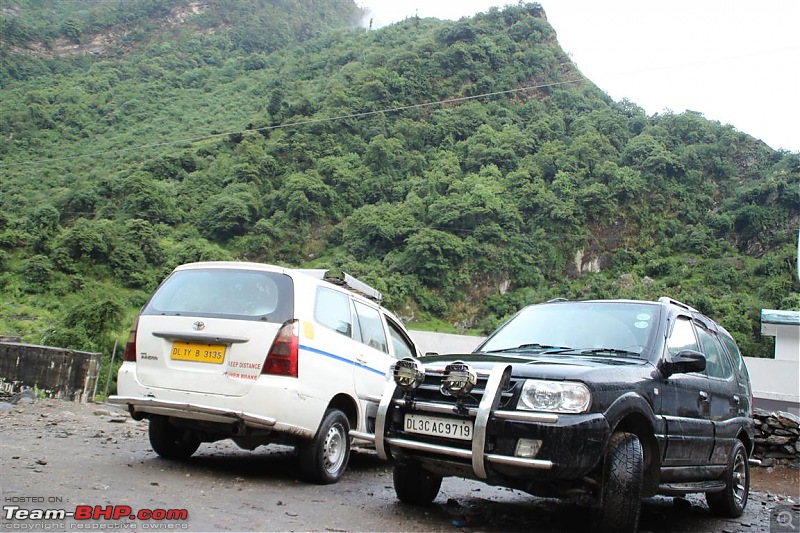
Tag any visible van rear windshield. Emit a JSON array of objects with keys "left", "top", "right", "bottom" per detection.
[{"left": 142, "top": 269, "right": 293, "bottom": 323}]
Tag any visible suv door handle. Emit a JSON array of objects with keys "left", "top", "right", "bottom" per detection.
[
  {"left": 699, "top": 391, "right": 709, "bottom": 402},
  {"left": 732, "top": 395, "right": 740, "bottom": 405}
]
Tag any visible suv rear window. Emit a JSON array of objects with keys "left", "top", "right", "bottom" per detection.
[{"left": 142, "top": 269, "right": 293, "bottom": 322}]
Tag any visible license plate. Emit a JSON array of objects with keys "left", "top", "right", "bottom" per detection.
[
  {"left": 170, "top": 341, "right": 226, "bottom": 364},
  {"left": 404, "top": 414, "right": 473, "bottom": 441}
]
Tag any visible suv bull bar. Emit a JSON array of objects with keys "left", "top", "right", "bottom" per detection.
[{"left": 373, "top": 363, "right": 557, "bottom": 479}]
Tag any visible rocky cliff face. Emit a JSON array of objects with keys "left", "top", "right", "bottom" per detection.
[{"left": 8, "top": 1, "right": 210, "bottom": 59}]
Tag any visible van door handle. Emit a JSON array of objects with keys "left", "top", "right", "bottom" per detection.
[{"left": 356, "top": 356, "right": 367, "bottom": 365}]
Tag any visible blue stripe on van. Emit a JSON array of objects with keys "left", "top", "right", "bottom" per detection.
[{"left": 299, "top": 344, "right": 387, "bottom": 377}]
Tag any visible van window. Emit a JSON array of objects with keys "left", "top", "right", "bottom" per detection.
[
  {"left": 143, "top": 269, "right": 293, "bottom": 322},
  {"left": 387, "top": 318, "right": 415, "bottom": 359},
  {"left": 353, "top": 301, "right": 388, "bottom": 353},
  {"left": 315, "top": 288, "right": 352, "bottom": 336}
]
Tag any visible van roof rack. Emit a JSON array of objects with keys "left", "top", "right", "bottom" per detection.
[
  {"left": 658, "top": 296, "right": 698, "bottom": 313},
  {"left": 296, "top": 269, "right": 383, "bottom": 303}
]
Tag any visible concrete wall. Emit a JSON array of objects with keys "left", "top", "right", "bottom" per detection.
[
  {"left": 745, "top": 356, "right": 800, "bottom": 416},
  {"left": 409, "top": 331, "right": 485, "bottom": 356},
  {"left": 409, "top": 331, "right": 800, "bottom": 416},
  {"left": 0, "top": 342, "right": 101, "bottom": 403}
]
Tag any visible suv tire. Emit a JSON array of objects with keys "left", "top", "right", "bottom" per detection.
[
  {"left": 706, "top": 440, "right": 749, "bottom": 517},
  {"left": 592, "top": 431, "right": 643, "bottom": 533},
  {"left": 393, "top": 463, "right": 443, "bottom": 505},
  {"left": 298, "top": 408, "right": 350, "bottom": 485},
  {"left": 148, "top": 416, "right": 200, "bottom": 460}
]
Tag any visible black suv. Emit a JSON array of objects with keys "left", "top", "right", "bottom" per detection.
[{"left": 374, "top": 297, "right": 755, "bottom": 532}]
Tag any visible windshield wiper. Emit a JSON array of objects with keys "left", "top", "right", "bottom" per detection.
[
  {"left": 578, "top": 348, "right": 640, "bottom": 357},
  {"left": 486, "top": 343, "right": 574, "bottom": 354}
]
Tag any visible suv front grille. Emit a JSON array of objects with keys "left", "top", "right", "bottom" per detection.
[{"left": 406, "top": 370, "right": 519, "bottom": 410}]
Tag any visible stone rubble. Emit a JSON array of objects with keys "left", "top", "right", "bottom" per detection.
[{"left": 752, "top": 408, "right": 800, "bottom": 467}]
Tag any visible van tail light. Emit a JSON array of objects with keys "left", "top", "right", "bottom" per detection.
[
  {"left": 262, "top": 319, "right": 299, "bottom": 378},
  {"left": 123, "top": 316, "right": 140, "bottom": 362}
]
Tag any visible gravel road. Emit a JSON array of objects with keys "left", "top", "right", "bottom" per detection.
[{"left": 1, "top": 398, "right": 798, "bottom": 532}]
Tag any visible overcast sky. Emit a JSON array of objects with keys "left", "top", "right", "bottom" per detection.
[{"left": 357, "top": 0, "right": 799, "bottom": 153}]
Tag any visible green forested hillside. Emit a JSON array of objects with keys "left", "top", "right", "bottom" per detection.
[{"left": 0, "top": 1, "right": 798, "bottom": 374}]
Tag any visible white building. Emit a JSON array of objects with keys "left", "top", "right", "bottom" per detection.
[{"left": 746, "top": 309, "right": 800, "bottom": 415}]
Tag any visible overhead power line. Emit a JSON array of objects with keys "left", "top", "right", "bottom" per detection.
[{"left": 0, "top": 77, "right": 586, "bottom": 170}]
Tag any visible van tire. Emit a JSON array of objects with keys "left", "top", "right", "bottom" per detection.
[
  {"left": 298, "top": 408, "right": 350, "bottom": 484},
  {"left": 148, "top": 416, "right": 200, "bottom": 460}
]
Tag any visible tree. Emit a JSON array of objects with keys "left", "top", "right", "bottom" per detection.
[
  {"left": 118, "top": 172, "right": 180, "bottom": 224},
  {"left": 21, "top": 255, "right": 54, "bottom": 293},
  {"left": 342, "top": 203, "right": 418, "bottom": 257},
  {"left": 200, "top": 192, "right": 256, "bottom": 241},
  {"left": 51, "top": 218, "right": 117, "bottom": 265},
  {"left": 42, "top": 284, "right": 125, "bottom": 352},
  {"left": 27, "top": 205, "right": 61, "bottom": 253},
  {"left": 400, "top": 228, "right": 466, "bottom": 286},
  {"left": 268, "top": 172, "right": 337, "bottom": 224}
]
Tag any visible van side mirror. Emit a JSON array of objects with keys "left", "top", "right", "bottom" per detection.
[{"left": 661, "top": 349, "right": 706, "bottom": 377}]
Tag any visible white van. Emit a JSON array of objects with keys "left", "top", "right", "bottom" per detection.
[{"left": 110, "top": 261, "right": 420, "bottom": 484}]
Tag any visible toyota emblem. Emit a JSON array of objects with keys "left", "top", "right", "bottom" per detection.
[{"left": 192, "top": 321, "right": 205, "bottom": 331}]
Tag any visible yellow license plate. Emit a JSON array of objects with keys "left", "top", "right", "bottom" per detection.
[{"left": 170, "top": 341, "right": 226, "bottom": 364}]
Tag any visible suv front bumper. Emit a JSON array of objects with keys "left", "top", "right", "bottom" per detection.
[{"left": 374, "top": 364, "right": 611, "bottom": 482}]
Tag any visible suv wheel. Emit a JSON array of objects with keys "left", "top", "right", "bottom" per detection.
[
  {"left": 592, "top": 431, "right": 643, "bottom": 533},
  {"left": 393, "top": 463, "right": 443, "bottom": 505},
  {"left": 148, "top": 416, "right": 200, "bottom": 460},
  {"left": 706, "top": 440, "right": 749, "bottom": 517},
  {"left": 298, "top": 408, "right": 350, "bottom": 484}
]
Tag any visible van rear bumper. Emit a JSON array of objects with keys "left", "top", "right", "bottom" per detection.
[{"left": 108, "top": 395, "right": 280, "bottom": 431}]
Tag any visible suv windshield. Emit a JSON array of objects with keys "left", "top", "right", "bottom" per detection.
[
  {"left": 477, "top": 301, "right": 660, "bottom": 358},
  {"left": 142, "top": 268, "right": 294, "bottom": 322}
]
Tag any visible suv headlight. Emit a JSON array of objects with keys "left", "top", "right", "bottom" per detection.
[{"left": 517, "top": 379, "right": 591, "bottom": 413}]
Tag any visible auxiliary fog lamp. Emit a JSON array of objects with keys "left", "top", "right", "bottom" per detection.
[
  {"left": 393, "top": 358, "right": 425, "bottom": 390},
  {"left": 441, "top": 361, "right": 477, "bottom": 397}
]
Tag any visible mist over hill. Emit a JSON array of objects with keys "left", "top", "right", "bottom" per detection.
[{"left": 0, "top": 1, "right": 798, "bottom": 373}]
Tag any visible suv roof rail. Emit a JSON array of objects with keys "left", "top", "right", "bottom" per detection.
[
  {"left": 296, "top": 269, "right": 383, "bottom": 303},
  {"left": 658, "top": 296, "right": 698, "bottom": 313}
]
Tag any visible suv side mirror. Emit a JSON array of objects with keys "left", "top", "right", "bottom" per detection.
[{"left": 661, "top": 349, "right": 706, "bottom": 377}]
